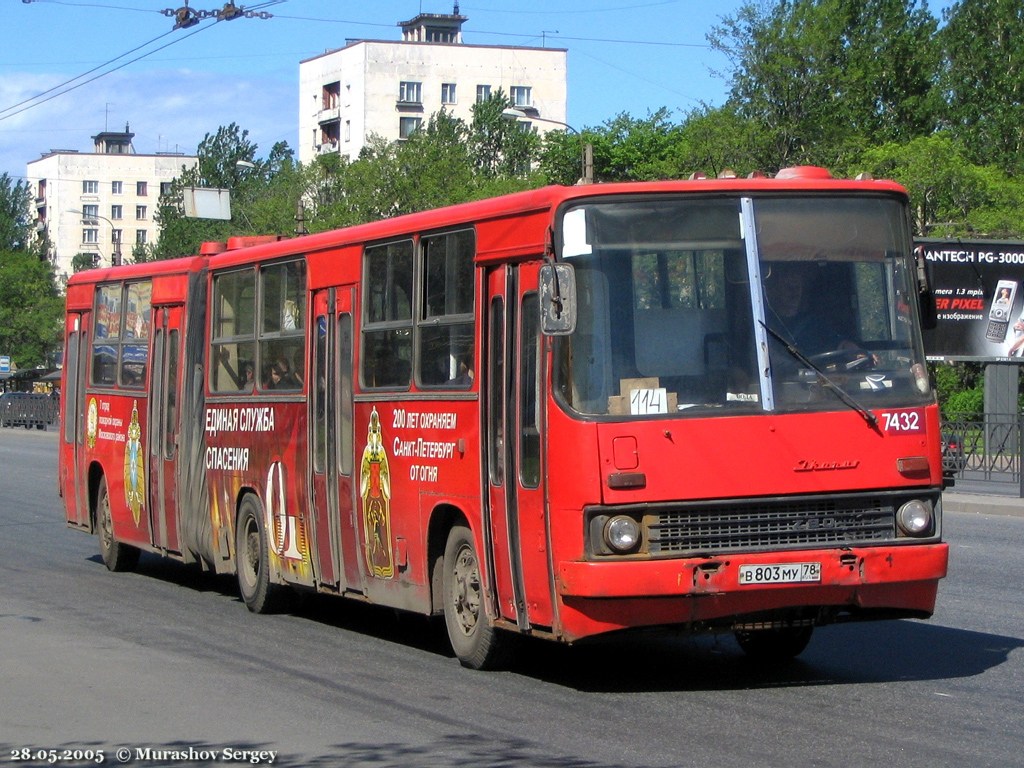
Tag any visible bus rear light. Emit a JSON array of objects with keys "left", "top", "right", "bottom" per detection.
[
  {"left": 896, "top": 499, "right": 933, "bottom": 536},
  {"left": 896, "top": 456, "right": 930, "bottom": 476},
  {"left": 604, "top": 516, "right": 641, "bottom": 553}
]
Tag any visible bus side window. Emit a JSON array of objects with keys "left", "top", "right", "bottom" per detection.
[
  {"left": 211, "top": 270, "right": 256, "bottom": 393},
  {"left": 92, "top": 283, "right": 121, "bottom": 387},
  {"left": 361, "top": 241, "right": 413, "bottom": 390},
  {"left": 419, "top": 229, "right": 474, "bottom": 389},
  {"left": 259, "top": 261, "right": 306, "bottom": 392}
]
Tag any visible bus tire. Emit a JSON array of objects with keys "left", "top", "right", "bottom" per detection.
[
  {"left": 442, "top": 525, "right": 508, "bottom": 670},
  {"left": 734, "top": 626, "right": 813, "bottom": 661},
  {"left": 235, "top": 494, "right": 286, "bottom": 614},
  {"left": 96, "top": 478, "right": 139, "bottom": 573}
]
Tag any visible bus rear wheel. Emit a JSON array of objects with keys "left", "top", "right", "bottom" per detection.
[
  {"left": 442, "top": 525, "right": 508, "bottom": 670},
  {"left": 96, "top": 478, "right": 139, "bottom": 572},
  {"left": 235, "top": 494, "right": 286, "bottom": 614},
  {"left": 734, "top": 626, "right": 813, "bottom": 661}
]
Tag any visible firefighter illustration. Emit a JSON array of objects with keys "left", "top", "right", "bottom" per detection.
[
  {"left": 359, "top": 407, "right": 394, "bottom": 579},
  {"left": 124, "top": 400, "right": 145, "bottom": 526}
]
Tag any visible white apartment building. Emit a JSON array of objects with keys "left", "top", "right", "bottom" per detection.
[
  {"left": 27, "top": 125, "right": 197, "bottom": 285},
  {"left": 298, "top": 9, "right": 568, "bottom": 164}
]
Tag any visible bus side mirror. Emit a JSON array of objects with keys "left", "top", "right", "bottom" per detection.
[{"left": 539, "top": 263, "right": 577, "bottom": 335}]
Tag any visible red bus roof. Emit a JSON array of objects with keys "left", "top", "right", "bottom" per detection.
[{"left": 63, "top": 170, "right": 909, "bottom": 295}]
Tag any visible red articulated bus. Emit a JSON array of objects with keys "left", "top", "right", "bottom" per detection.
[{"left": 59, "top": 168, "right": 949, "bottom": 669}]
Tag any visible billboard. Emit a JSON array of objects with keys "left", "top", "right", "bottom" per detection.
[{"left": 917, "top": 238, "right": 1024, "bottom": 362}]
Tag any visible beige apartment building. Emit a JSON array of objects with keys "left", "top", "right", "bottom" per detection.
[
  {"left": 27, "top": 125, "right": 197, "bottom": 286},
  {"left": 299, "top": 9, "right": 568, "bottom": 164}
]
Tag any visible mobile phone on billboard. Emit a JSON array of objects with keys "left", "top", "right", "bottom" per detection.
[{"left": 986, "top": 279, "right": 1018, "bottom": 341}]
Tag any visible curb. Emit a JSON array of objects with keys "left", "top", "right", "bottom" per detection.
[{"left": 943, "top": 491, "right": 1024, "bottom": 518}]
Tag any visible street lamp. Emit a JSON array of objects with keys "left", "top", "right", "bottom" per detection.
[
  {"left": 68, "top": 209, "right": 122, "bottom": 267},
  {"left": 502, "top": 107, "right": 593, "bottom": 184}
]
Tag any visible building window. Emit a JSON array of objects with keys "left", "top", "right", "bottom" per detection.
[
  {"left": 112, "top": 229, "right": 122, "bottom": 245},
  {"left": 320, "top": 121, "right": 340, "bottom": 147},
  {"left": 322, "top": 81, "right": 340, "bottom": 110},
  {"left": 82, "top": 204, "right": 99, "bottom": 220},
  {"left": 441, "top": 83, "right": 457, "bottom": 105},
  {"left": 136, "top": 205, "right": 147, "bottom": 220},
  {"left": 136, "top": 230, "right": 147, "bottom": 245},
  {"left": 425, "top": 27, "right": 456, "bottom": 43},
  {"left": 345, "top": 120, "right": 351, "bottom": 142},
  {"left": 83, "top": 180, "right": 98, "bottom": 194},
  {"left": 111, "top": 181, "right": 123, "bottom": 195},
  {"left": 82, "top": 228, "right": 98, "bottom": 244},
  {"left": 476, "top": 84, "right": 491, "bottom": 103},
  {"left": 160, "top": 182, "right": 172, "bottom": 196},
  {"left": 111, "top": 205, "right": 123, "bottom": 220},
  {"left": 399, "top": 81, "right": 422, "bottom": 104},
  {"left": 399, "top": 117, "right": 423, "bottom": 139},
  {"left": 511, "top": 85, "right": 532, "bottom": 108},
  {"left": 136, "top": 181, "right": 148, "bottom": 196}
]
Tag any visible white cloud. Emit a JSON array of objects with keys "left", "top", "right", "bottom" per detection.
[{"left": 2, "top": 67, "right": 296, "bottom": 181}]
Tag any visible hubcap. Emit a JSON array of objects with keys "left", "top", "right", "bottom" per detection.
[{"left": 451, "top": 543, "right": 481, "bottom": 636}]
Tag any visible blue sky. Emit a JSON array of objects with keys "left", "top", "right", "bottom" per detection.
[
  {"left": 0, "top": 0, "right": 739, "bottom": 180},
  {"left": 0, "top": 0, "right": 949, "bottom": 182}
]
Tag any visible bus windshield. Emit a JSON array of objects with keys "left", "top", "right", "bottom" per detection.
[{"left": 554, "top": 194, "right": 931, "bottom": 417}]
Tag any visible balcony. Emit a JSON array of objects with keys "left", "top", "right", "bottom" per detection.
[{"left": 318, "top": 106, "right": 340, "bottom": 124}]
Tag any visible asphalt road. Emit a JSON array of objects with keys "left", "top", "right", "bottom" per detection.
[{"left": 2, "top": 427, "right": 1022, "bottom": 768}]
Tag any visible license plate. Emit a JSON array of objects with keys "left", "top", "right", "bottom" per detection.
[{"left": 738, "top": 562, "right": 821, "bottom": 585}]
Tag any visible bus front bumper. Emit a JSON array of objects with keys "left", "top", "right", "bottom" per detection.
[{"left": 554, "top": 543, "right": 949, "bottom": 636}]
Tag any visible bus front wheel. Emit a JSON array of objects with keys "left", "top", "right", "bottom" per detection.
[
  {"left": 96, "top": 478, "right": 139, "bottom": 572},
  {"left": 235, "top": 495, "right": 286, "bottom": 614},
  {"left": 442, "top": 525, "right": 508, "bottom": 670}
]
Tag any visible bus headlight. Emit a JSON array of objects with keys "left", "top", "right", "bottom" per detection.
[
  {"left": 604, "top": 515, "right": 641, "bottom": 553},
  {"left": 897, "top": 499, "right": 933, "bottom": 536}
]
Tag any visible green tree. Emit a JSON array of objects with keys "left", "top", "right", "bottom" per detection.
[
  {"left": 469, "top": 93, "right": 539, "bottom": 180},
  {"left": 0, "top": 249, "right": 63, "bottom": 368},
  {"left": 538, "top": 109, "right": 683, "bottom": 185},
  {"left": 940, "top": 0, "right": 1024, "bottom": 175},
  {"left": 151, "top": 123, "right": 266, "bottom": 260},
  {"left": 310, "top": 105, "right": 541, "bottom": 231},
  {"left": 673, "top": 104, "right": 773, "bottom": 179},
  {"left": 709, "top": 0, "right": 939, "bottom": 171},
  {"left": 0, "top": 172, "right": 34, "bottom": 253},
  {"left": 858, "top": 134, "right": 1024, "bottom": 237}
]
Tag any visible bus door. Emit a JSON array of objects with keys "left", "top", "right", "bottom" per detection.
[
  {"left": 147, "top": 304, "right": 184, "bottom": 554},
  {"left": 485, "top": 264, "right": 554, "bottom": 631},
  {"left": 310, "top": 287, "right": 360, "bottom": 593},
  {"left": 61, "top": 311, "right": 91, "bottom": 529}
]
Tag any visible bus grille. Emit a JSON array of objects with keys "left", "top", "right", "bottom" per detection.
[{"left": 646, "top": 496, "right": 896, "bottom": 554}]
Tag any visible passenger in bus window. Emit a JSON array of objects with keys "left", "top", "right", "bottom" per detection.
[
  {"left": 266, "top": 358, "right": 299, "bottom": 390},
  {"left": 449, "top": 354, "right": 474, "bottom": 388},
  {"left": 763, "top": 262, "right": 876, "bottom": 373},
  {"left": 765, "top": 264, "right": 860, "bottom": 353}
]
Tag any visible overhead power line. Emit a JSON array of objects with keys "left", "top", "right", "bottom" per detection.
[
  {"left": 0, "top": 23, "right": 213, "bottom": 123},
  {"left": 6, "top": 1, "right": 282, "bottom": 121}
]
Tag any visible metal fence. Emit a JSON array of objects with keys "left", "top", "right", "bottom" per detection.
[
  {"left": 942, "top": 412, "right": 1024, "bottom": 496},
  {"left": 0, "top": 392, "right": 58, "bottom": 430}
]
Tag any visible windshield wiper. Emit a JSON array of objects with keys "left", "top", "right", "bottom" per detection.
[{"left": 759, "top": 321, "right": 879, "bottom": 431}]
